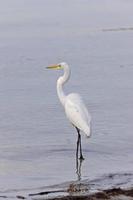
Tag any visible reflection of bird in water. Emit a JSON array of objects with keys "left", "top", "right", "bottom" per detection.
[
  {"left": 47, "top": 62, "right": 91, "bottom": 160},
  {"left": 76, "top": 158, "right": 83, "bottom": 181}
]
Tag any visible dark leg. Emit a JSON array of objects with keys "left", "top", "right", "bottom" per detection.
[
  {"left": 75, "top": 128, "right": 84, "bottom": 180},
  {"left": 79, "top": 134, "right": 84, "bottom": 160},
  {"left": 76, "top": 129, "right": 80, "bottom": 160},
  {"left": 75, "top": 127, "right": 84, "bottom": 160},
  {"left": 76, "top": 129, "right": 80, "bottom": 174}
]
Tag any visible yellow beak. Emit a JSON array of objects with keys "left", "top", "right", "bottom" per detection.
[{"left": 46, "top": 64, "right": 60, "bottom": 70}]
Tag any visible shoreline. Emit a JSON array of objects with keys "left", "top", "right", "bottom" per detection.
[
  {"left": 1, "top": 185, "right": 133, "bottom": 200},
  {"left": 1, "top": 173, "right": 133, "bottom": 199},
  {"left": 50, "top": 187, "right": 133, "bottom": 200}
]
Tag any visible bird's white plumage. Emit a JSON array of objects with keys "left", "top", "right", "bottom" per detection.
[{"left": 65, "top": 93, "right": 91, "bottom": 137}]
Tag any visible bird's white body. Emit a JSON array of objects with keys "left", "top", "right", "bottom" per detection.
[
  {"left": 56, "top": 62, "right": 91, "bottom": 138},
  {"left": 65, "top": 93, "right": 91, "bottom": 137}
]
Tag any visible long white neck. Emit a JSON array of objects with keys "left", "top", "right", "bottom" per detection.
[{"left": 57, "top": 64, "right": 71, "bottom": 106}]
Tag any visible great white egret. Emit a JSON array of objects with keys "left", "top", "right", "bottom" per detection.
[{"left": 47, "top": 62, "right": 91, "bottom": 160}]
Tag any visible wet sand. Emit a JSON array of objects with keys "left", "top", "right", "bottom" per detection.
[
  {"left": 2, "top": 186, "right": 133, "bottom": 200},
  {"left": 48, "top": 187, "right": 133, "bottom": 200}
]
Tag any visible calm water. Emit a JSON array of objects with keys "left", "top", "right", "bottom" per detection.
[{"left": 0, "top": 0, "right": 133, "bottom": 195}]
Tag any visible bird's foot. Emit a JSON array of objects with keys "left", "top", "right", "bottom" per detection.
[{"left": 79, "top": 155, "right": 84, "bottom": 161}]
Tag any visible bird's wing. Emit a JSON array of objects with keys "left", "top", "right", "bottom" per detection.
[{"left": 65, "top": 93, "right": 91, "bottom": 136}]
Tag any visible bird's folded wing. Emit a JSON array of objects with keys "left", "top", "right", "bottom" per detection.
[{"left": 65, "top": 93, "right": 91, "bottom": 134}]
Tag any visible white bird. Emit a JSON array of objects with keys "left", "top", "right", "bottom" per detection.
[{"left": 47, "top": 62, "right": 91, "bottom": 160}]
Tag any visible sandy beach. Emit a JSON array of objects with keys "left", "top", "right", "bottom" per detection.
[
  {"left": 1, "top": 186, "right": 133, "bottom": 200},
  {"left": 44, "top": 188, "right": 133, "bottom": 200}
]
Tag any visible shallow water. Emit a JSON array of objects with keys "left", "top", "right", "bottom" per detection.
[{"left": 0, "top": 0, "right": 133, "bottom": 196}]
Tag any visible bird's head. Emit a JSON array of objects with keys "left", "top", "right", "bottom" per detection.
[{"left": 46, "top": 62, "right": 68, "bottom": 70}]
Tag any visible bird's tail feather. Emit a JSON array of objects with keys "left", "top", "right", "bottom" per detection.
[{"left": 82, "top": 125, "right": 91, "bottom": 138}]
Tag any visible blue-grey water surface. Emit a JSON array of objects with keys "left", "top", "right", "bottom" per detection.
[{"left": 0, "top": 0, "right": 133, "bottom": 195}]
